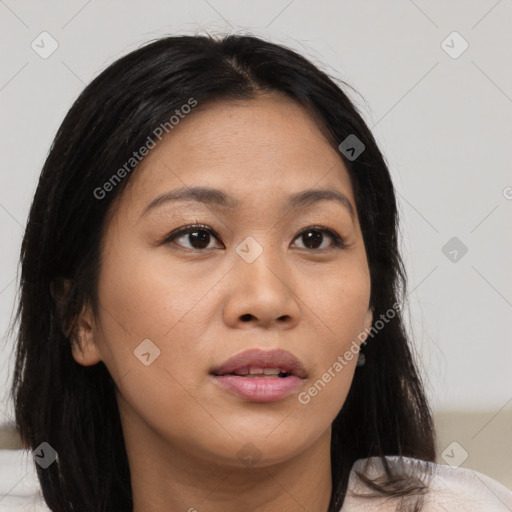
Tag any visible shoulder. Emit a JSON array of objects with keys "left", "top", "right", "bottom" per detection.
[
  {"left": 0, "top": 449, "right": 51, "bottom": 511},
  {"left": 341, "top": 454, "right": 512, "bottom": 511}
]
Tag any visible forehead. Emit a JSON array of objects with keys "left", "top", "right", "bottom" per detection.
[{"left": 115, "top": 94, "right": 355, "bottom": 219}]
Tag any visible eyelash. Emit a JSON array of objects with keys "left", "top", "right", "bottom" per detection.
[{"left": 161, "top": 223, "right": 346, "bottom": 251}]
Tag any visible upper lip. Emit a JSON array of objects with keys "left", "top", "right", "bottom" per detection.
[{"left": 211, "top": 348, "right": 307, "bottom": 378}]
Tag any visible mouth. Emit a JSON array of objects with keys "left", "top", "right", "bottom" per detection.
[
  {"left": 210, "top": 348, "right": 307, "bottom": 402},
  {"left": 214, "top": 367, "right": 293, "bottom": 378},
  {"left": 211, "top": 348, "right": 307, "bottom": 379}
]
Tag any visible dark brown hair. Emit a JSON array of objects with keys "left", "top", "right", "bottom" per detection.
[{"left": 8, "top": 33, "right": 437, "bottom": 511}]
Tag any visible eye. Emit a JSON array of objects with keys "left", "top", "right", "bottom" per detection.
[
  {"left": 162, "top": 223, "right": 222, "bottom": 250},
  {"left": 161, "top": 224, "right": 345, "bottom": 251},
  {"left": 291, "top": 226, "right": 345, "bottom": 251}
]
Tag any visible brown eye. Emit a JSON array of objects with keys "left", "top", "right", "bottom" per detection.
[
  {"left": 162, "top": 224, "right": 345, "bottom": 252},
  {"left": 163, "top": 224, "right": 222, "bottom": 250},
  {"left": 184, "top": 229, "right": 212, "bottom": 249},
  {"left": 292, "top": 227, "right": 345, "bottom": 250}
]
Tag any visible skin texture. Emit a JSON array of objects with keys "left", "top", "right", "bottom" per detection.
[{"left": 71, "top": 93, "right": 373, "bottom": 512}]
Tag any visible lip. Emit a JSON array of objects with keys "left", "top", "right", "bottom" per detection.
[
  {"left": 210, "top": 348, "right": 307, "bottom": 403},
  {"left": 211, "top": 348, "right": 307, "bottom": 378}
]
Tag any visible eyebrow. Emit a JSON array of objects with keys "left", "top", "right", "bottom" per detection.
[{"left": 140, "top": 185, "right": 355, "bottom": 220}]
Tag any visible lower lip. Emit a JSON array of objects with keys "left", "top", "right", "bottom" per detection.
[{"left": 212, "top": 375, "right": 304, "bottom": 402}]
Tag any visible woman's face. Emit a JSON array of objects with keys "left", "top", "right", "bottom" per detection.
[{"left": 73, "top": 93, "right": 373, "bottom": 468}]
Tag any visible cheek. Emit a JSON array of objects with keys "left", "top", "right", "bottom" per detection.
[
  {"left": 97, "top": 243, "right": 211, "bottom": 342},
  {"left": 96, "top": 257, "right": 209, "bottom": 435},
  {"left": 308, "top": 259, "right": 371, "bottom": 344},
  {"left": 295, "top": 261, "right": 369, "bottom": 416},
  {"left": 94, "top": 243, "right": 218, "bottom": 398}
]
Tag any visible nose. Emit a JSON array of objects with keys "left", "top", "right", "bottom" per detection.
[{"left": 223, "top": 244, "right": 301, "bottom": 330}]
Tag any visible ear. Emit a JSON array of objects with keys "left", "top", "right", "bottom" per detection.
[
  {"left": 70, "top": 300, "right": 102, "bottom": 367},
  {"left": 361, "top": 307, "right": 373, "bottom": 343},
  {"left": 50, "top": 278, "right": 102, "bottom": 366}
]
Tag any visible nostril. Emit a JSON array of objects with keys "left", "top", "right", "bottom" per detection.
[{"left": 240, "top": 314, "right": 254, "bottom": 322}]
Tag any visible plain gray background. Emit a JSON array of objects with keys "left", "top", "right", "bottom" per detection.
[{"left": 1, "top": 0, "right": 511, "bottom": 431}]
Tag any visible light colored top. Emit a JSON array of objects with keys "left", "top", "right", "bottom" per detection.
[
  {"left": 343, "top": 455, "right": 512, "bottom": 511},
  {"left": 0, "top": 449, "right": 511, "bottom": 511}
]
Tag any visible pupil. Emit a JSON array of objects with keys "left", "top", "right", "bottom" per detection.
[
  {"left": 304, "top": 230, "right": 322, "bottom": 249},
  {"left": 190, "top": 230, "right": 210, "bottom": 249}
]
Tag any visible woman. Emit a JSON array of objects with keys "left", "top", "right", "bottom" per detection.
[{"left": 6, "top": 33, "right": 512, "bottom": 511}]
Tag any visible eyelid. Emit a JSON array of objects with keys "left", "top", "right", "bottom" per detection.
[{"left": 160, "top": 223, "right": 346, "bottom": 250}]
